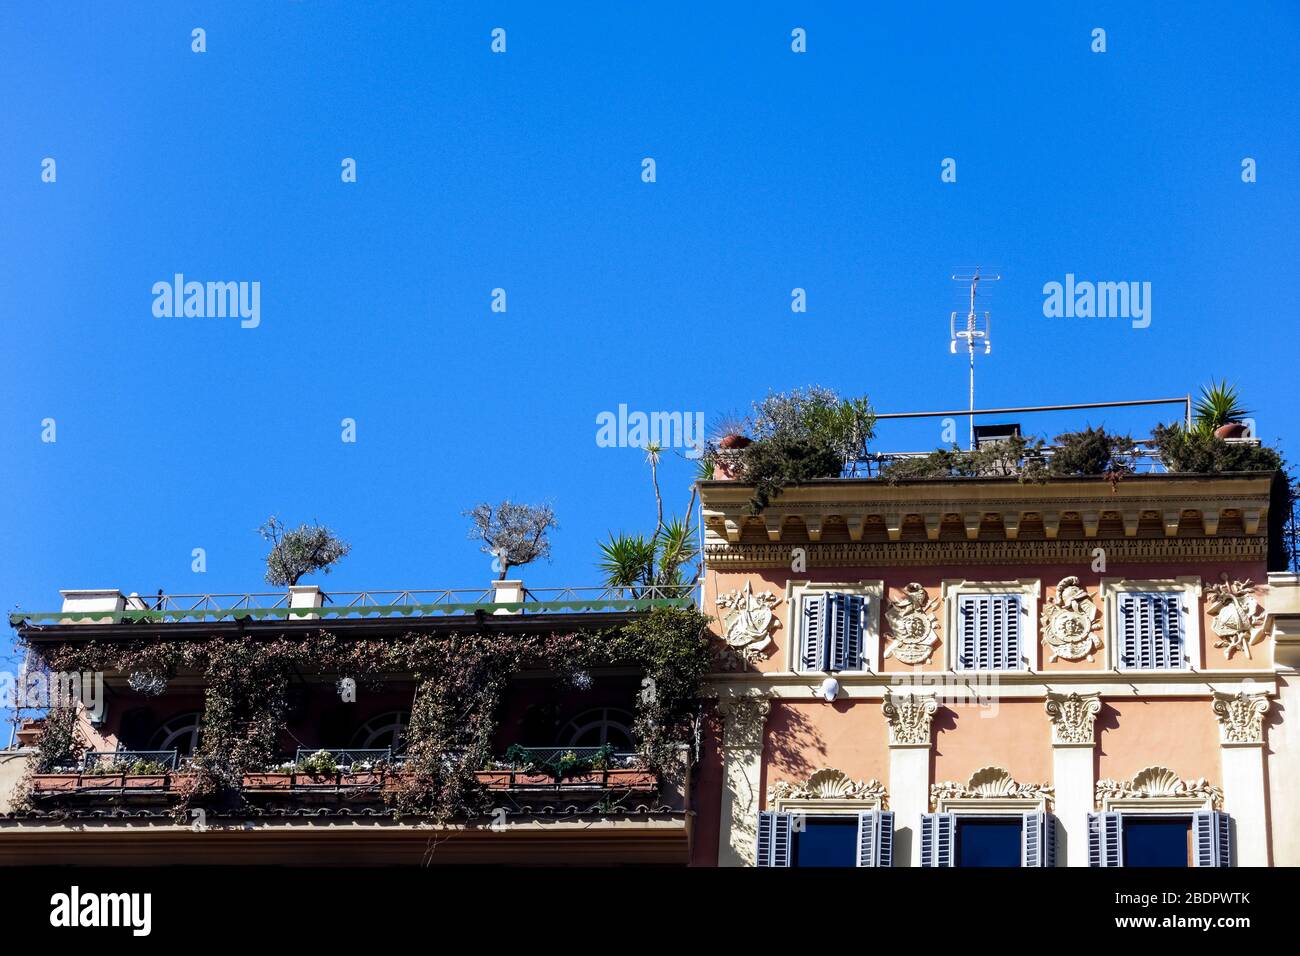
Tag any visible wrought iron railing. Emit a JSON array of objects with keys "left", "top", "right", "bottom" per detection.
[
  {"left": 293, "top": 747, "right": 393, "bottom": 769},
  {"left": 848, "top": 440, "right": 1171, "bottom": 479},
  {"left": 82, "top": 750, "right": 178, "bottom": 772},
  {"left": 10, "top": 584, "right": 698, "bottom": 626},
  {"left": 501, "top": 746, "right": 637, "bottom": 766}
]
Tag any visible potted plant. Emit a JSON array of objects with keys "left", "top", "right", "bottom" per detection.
[
  {"left": 340, "top": 759, "right": 385, "bottom": 788},
  {"left": 606, "top": 756, "right": 658, "bottom": 790},
  {"left": 502, "top": 744, "right": 553, "bottom": 786},
  {"left": 474, "top": 760, "right": 514, "bottom": 790},
  {"left": 122, "top": 758, "right": 171, "bottom": 790},
  {"left": 292, "top": 749, "right": 340, "bottom": 787},
  {"left": 1194, "top": 381, "right": 1252, "bottom": 439},
  {"left": 31, "top": 768, "right": 82, "bottom": 792},
  {"left": 82, "top": 761, "right": 127, "bottom": 789},
  {"left": 243, "top": 762, "right": 294, "bottom": 790}
]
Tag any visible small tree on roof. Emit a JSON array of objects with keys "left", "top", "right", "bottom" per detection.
[
  {"left": 464, "top": 501, "right": 558, "bottom": 580},
  {"left": 258, "top": 516, "right": 352, "bottom": 587}
]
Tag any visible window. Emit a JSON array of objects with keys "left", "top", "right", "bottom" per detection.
[
  {"left": 921, "top": 812, "right": 1056, "bottom": 867},
  {"left": 561, "top": 707, "right": 635, "bottom": 750},
  {"left": 148, "top": 712, "right": 202, "bottom": 757},
  {"left": 350, "top": 711, "right": 409, "bottom": 753},
  {"left": 1089, "top": 811, "right": 1232, "bottom": 867},
  {"left": 756, "top": 810, "right": 893, "bottom": 867},
  {"left": 799, "top": 592, "right": 867, "bottom": 672},
  {"left": 956, "top": 594, "right": 1023, "bottom": 671},
  {"left": 1117, "top": 592, "right": 1185, "bottom": 669}
]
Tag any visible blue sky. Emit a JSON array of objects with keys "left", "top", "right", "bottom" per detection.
[{"left": 1, "top": 2, "right": 1297, "bottom": 649}]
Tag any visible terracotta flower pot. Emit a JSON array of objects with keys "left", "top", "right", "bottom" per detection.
[
  {"left": 82, "top": 773, "right": 125, "bottom": 789},
  {"left": 243, "top": 772, "right": 292, "bottom": 791},
  {"left": 474, "top": 770, "right": 514, "bottom": 789},
  {"left": 341, "top": 771, "right": 382, "bottom": 788},
  {"left": 382, "top": 772, "right": 406, "bottom": 792},
  {"left": 293, "top": 772, "right": 338, "bottom": 788},
  {"left": 719, "top": 434, "right": 752, "bottom": 449},
  {"left": 123, "top": 774, "right": 169, "bottom": 790},
  {"left": 31, "top": 774, "right": 81, "bottom": 792},
  {"left": 606, "top": 769, "right": 658, "bottom": 790},
  {"left": 1214, "top": 422, "right": 1248, "bottom": 439},
  {"left": 513, "top": 771, "right": 554, "bottom": 787}
]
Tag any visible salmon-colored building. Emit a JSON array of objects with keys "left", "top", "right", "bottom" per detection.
[{"left": 691, "top": 467, "right": 1300, "bottom": 867}]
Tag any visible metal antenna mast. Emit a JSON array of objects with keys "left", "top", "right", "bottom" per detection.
[{"left": 949, "top": 269, "right": 1000, "bottom": 450}]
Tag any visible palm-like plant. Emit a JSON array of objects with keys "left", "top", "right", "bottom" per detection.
[
  {"left": 598, "top": 445, "right": 701, "bottom": 596},
  {"left": 1193, "top": 381, "right": 1250, "bottom": 432}
]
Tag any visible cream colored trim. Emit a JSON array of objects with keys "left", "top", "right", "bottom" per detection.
[
  {"left": 702, "top": 671, "right": 1276, "bottom": 699},
  {"left": 931, "top": 768, "right": 1053, "bottom": 813},
  {"left": 1096, "top": 766, "right": 1222, "bottom": 811},
  {"left": 940, "top": 579, "right": 1041, "bottom": 672},
  {"left": 1099, "top": 576, "right": 1203, "bottom": 671},
  {"left": 783, "top": 579, "right": 884, "bottom": 672},
  {"left": 768, "top": 768, "right": 887, "bottom": 813}
]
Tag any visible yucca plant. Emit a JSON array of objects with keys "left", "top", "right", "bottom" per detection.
[{"left": 1193, "top": 381, "right": 1250, "bottom": 433}]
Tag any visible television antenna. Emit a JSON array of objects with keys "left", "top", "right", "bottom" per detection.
[{"left": 950, "top": 269, "right": 1000, "bottom": 450}]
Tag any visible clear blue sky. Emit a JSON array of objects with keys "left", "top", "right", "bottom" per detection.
[{"left": 1, "top": 3, "right": 1297, "bottom": 645}]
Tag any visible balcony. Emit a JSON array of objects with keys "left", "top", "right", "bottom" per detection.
[{"left": 29, "top": 750, "right": 180, "bottom": 795}]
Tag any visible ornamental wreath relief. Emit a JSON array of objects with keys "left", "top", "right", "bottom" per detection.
[
  {"left": 1205, "top": 574, "right": 1266, "bottom": 660},
  {"left": 1040, "top": 576, "right": 1101, "bottom": 662},
  {"left": 714, "top": 581, "right": 780, "bottom": 669},
  {"left": 884, "top": 583, "right": 939, "bottom": 665}
]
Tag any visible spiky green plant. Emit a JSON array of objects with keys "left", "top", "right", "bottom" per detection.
[{"left": 1193, "top": 381, "right": 1250, "bottom": 432}]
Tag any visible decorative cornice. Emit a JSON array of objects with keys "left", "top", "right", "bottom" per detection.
[
  {"left": 1095, "top": 766, "right": 1223, "bottom": 809},
  {"left": 1044, "top": 691, "right": 1102, "bottom": 746},
  {"left": 717, "top": 696, "right": 771, "bottom": 751},
  {"left": 1211, "top": 690, "right": 1270, "bottom": 745},
  {"left": 703, "top": 536, "right": 1266, "bottom": 569},
  {"left": 768, "top": 768, "right": 888, "bottom": 808},
  {"left": 881, "top": 691, "right": 937, "bottom": 746},
  {"left": 930, "top": 767, "right": 1053, "bottom": 809}
]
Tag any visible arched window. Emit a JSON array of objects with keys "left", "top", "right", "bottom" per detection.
[
  {"left": 148, "top": 712, "right": 202, "bottom": 757},
  {"left": 561, "top": 708, "right": 635, "bottom": 751},
  {"left": 350, "top": 711, "right": 410, "bottom": 754}
]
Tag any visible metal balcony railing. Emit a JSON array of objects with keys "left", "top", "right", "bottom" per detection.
[
  {"left": 293, "top": 747, "right": 393, "bottom": 769},
  {"left": 82, "top": 750, "right": 178, "bottom": 772}
]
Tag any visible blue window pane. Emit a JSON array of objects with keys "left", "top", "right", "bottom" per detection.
[
  {"left": 1123, "top": 817, "right": 1191, "bottom": 867},
  {"left": 792, "top": 816, "right": 858, "bottom": 868},
  {"left": 956, "top": 818, "right": 1022, "bottom": 867}
]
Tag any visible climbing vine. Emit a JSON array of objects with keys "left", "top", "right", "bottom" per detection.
[{"left": 24, "top": 606, "right": 712, "bottom": 822}]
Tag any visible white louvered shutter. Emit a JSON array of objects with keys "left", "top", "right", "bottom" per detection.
[
  {"left": 958, "top": 594, "right": 1021, "bottom": 670},
  {"left": 829, "top": 592, "right": 867, "bottom": 671},
  {"left": 1119, "top": 592, "right": 1184, "bottom": 669},
  {"left": 1022, "top": 811, "right": 1057, "bottom": 867},
  {"left": 1194, "top": 810, "right": 1232, "bottom": 867},
  {"left": 855, "top": 810, "right": 893, "bottom": 867},
  {"left": 801, "top": 593, "right": 828, "bottom": 670},
  {"left": 1088, "top": 811, "right": 1124, "bottom": 867},
  {"left": 756, "top": 811, "right": 793, "bottom": 867},
  {"left": 921, "top": 812, "right": 956, "bottom": 867}
]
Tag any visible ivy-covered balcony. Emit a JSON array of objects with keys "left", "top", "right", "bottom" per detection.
[{"left": 11, "top": 584, "right": 709, "bottom": 829}]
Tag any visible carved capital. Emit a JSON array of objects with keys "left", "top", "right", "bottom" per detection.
[
  {"left": 1044, "top": 691, "right": 1102, "bottom": 746},
  {"left": 881, "top": 691, "right": 937, "bottom": 747},
  {"left": 718, "top": 696, "right": 771, "bottom": 751},
  {"left": 1212, "top": 691, "right": 1270, "bottom": 745}
]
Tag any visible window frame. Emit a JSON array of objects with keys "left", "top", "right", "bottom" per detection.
[
  {"left": 784, "top": 580, "right": 883, "bottom": 674},
  {"left": 1099, "top": 577, "right": 1202, "bottom": 672},
  {"left": 940, "top": 579, "right": 1040, "bottom": 673}
]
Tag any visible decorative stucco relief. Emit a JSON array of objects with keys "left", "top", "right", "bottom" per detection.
[
  {"left": 1044, "top": 691, "right": 1102, "bottom": 745},
  {"left": 881, "top": 691, "right": 938, "bottom": 746},
  {"left": 1205, "top": 575, "right": 1266, "bottom": 660},
  {"left": 1040, "top": 576, "right": 1102, "bottom": 662},
  {"left": 1211, "top": 690, "right": 1270, "bottom": 745},
  {"left": 930, "top": 767, "right": 1054, "bottom": 809},
  {"left": 884, "top": 583, "right": 940, "bottom": 665},
  {"left": 714, "top": 582, "right": 781, "bottom": 670},
  {"left": 768, "top": 768, "right": 888, "bottom": 808},
  {"left": 1095, "top": 766, "right": 1223, "bottom": 810}
]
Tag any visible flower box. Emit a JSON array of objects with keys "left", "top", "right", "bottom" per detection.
[
  {"left": 31, "top": 774, "right": 81, "bottom": 792},
  {"left": 511, "top": 771, "right": 555, "bottom": 787},
  {"left": 382, "top": 772, "right": 406, "bottom": 792},
  {"left": 474, "top": 770, "right": 514, "bottom": 789},
  {"left": 122, "top": 774, "right": 169, "bottom": 790},
  {"left": 606, "top": 769, "right": 658, "bottom": 790},
  {"left": 559, "top": 771, "right": 604, "bottom": 787},
  {"left": 243, "top": 772, "right": 292, "bottom": 791},
  {"left": 293, "top": 772, "right": 338, "bottom": 788},
  {"left": 81, "top": 773, "right": 126, "bottom": 789},
  {"left": 340, "top": 771, "right": 383, "bottom": 788}
]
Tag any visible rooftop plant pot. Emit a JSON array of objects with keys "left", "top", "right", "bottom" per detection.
[
  {"left": 243, "top": 772, "right": 292, "bottom": 791},
  {"left": 512, "top": 771, "right": 554, "bottom": 787},
  {"left": 474, "top": 770, "right": 514, "bottom": 790},
  {"left": 293, "top": 772, "right": 338, "bottom": 788},
  {"left": 1214, "top": 422, "right": 1249, "bottom": 439},
  {"left": 81, "top": 773, "right": 126, "bottom": 789},
  {"left": 31, "top": 774, "right": 81, "bottom": 793},
  {"left": 122, "top": 774, "right": 169, "bottom": 790},
  {"left": 606, "top": 769, "right": 658, "bottom": 790},
  {"left": 718, "top": 434, "right": 752, "bottom": 450},
  {"left": 340, "top": 770, "right": 382, "bottom": 788}
]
